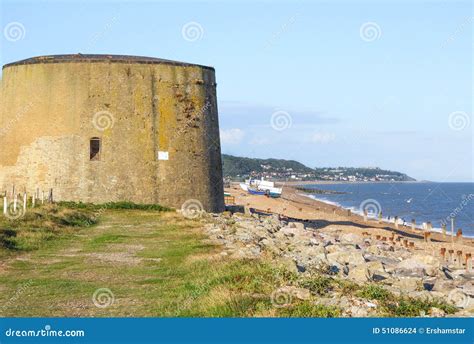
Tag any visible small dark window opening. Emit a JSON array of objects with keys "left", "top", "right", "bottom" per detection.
[{"left": 90, "top": 137, "right": 101, "bottom": 161}]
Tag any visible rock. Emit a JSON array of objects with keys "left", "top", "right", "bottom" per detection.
[
  {"left": 337, "top": 296, "right": 351, "bottom": 309},
  {"left": 372, "top": 271, "right": 390, "bottom": 282},
  {"left": 366, "top": 245, "right": 381, "bottom": 255},
  {"left": 396, "top": 255, "right": 440, "bottom": 277},
  {"left": 408, "top": 290, "right": 434, "bottom": 300},
  {"left": 348, "top": 265, "right": 370, "bottom": 283},
  {"left": 278, "top": 257, "right": 299, "bottom": 274},
  {"left": 259, "top": 238, "right": 280, "bottom": 254},
  {"left": 277, "top": 286, "right": 311, "bottom": 300},
  {"left": 428, "top": 307, "right": 446, "bottom": 317},
  {"left": 280, "top": 226, "right": 297, "bottom": 237},
  {"left": 325, "top": 244, "right": 344, "bottom": 254},
  {"left": 460, "top": 272, "right": 474, "bottom": 281},
  {"left": 447, "top": 288, "right": 471, "bottom": 309},
  {"left": 393, "top": 267, "right": 426, "bottom": 278},
  {"left": 296, "top": 263, "right": 306, "bottom": 273},
  {"left": 289, "top": 222, "right": 305, "bottom": 230},
  {"left": 364, "top": 254, "right": 400, "bottom": 267},
  {"left": 460, "top": 281, "right": 474, "bottom": 296},
  {"left": 349, "top": 305, "right": 369, "bottom": 317},
  {"left": 366, "top": 261, "right": 389, "bottom": 281},
  {"left": 235, "top": 231, "right": 254, "bottom": 243},
  {"left": 327, "top": 251, "right": 365, "bottom": 265},
  {"left": 432, "top": 279, "right": 456, "bottom": 293},
  {"left": 339, "top": 232, "right": 364, "bottom": 245},
  {"left": 393, "top": 277, "right": 422, "bottom": 292},
  {"left": 232, "top": 246, "right": 261, "bottom": 259},
  {"left": 422, "top": 278, "right": 437, "bottom": 291},
  {"left": 366, "top": 301, "right": 377, "bottom": 308}
]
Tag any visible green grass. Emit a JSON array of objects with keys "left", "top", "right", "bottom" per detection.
[
  {"left": 57, "top": 201, "right": 172, "bottom": 211},
  {"left": 356, "top": 284, "right": 457, "bottom": 316},
  {"left": 0, "top": 204, "right": 459, "bottom": 317},
  {"left": 278, "top": 302, "right": 341, "bottom": 317},
  {"left": 0, "top": 204, "right": 98, "bottom": 255},
  {"left": 298, "top": 276, "right": 336, "bottom": 296},
  {"left": 356, "top": 284, "right": 391, "bottom": 301},
  {"left": 384, "top": 296, "right": 458, "bottom": 317},
  {"left": 0, "top": 208, "right": 303, "bottom": 317}
]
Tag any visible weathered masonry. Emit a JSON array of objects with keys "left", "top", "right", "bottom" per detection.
[{"left": 0, "top": 54, "right": 225, "bottom": 212}]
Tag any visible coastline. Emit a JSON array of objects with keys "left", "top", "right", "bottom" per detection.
[
  {"left": 300, "top": 192, "right": 474, "bottom": 239},
  {"left": 276, "top": 180, "right": 431, "bottom": 186},
  {"left": 219, "top": 183, "right": 474, "bottom": 316},
  {"left": 226, "top": 183, "right": 474, "bottom": 248}
]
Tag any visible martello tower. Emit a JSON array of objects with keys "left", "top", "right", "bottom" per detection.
[{"left": 0, "top": 54, "right": 225, "bottom": 212}]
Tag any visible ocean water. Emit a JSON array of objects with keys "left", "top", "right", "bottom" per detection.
[{"left": 302, "top": 182, "right": 474, "bottom": 237}]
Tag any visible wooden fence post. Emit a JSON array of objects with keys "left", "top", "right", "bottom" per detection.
[
  {"left": 456, "top": 251, "right": 463, "bottom": 268},
  {"left": 466, "top": 253, "right": 472, "bottom": 272},
  {"left": 451, "top": 218, "right": 455, "bottom": 243},
  {"left": 23, "top": 192, "right": 27, "bottom": 211},
  {"left": 456, "top": 229, "right": 463, "bottom": 244},
  {"left": 440, "top": 247, "right": 446, "bottom": 261},
  {"left": 3, "top": 195, "right": 7, "bottom": 215}
]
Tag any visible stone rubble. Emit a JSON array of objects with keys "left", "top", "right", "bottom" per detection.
[{"left": 204, "top": 211, "right": 474, "bottom": 316}]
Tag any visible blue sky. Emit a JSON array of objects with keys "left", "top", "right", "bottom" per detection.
[{"left": 1, "top": 0, "right": 472, "bottom": 181}]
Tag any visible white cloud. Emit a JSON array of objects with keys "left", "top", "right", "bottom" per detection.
[
  {"left": 310, "top": 132, "right": 336, "bottom": 144},
  {"left": 220, "top": 128, "right": 245, "bottom": 144}
]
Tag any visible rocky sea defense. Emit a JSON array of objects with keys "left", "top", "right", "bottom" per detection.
[{"left": 204, "top": 211, "right": 474, "bottom": 317}]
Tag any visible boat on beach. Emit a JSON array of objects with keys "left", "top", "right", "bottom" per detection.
[{"left": 240, "top": 178, "right": 282, "bottom": 197}]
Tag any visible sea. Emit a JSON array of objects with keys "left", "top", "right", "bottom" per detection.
[{"left": 302, "top": 182, "right": 474, "bottom": 237}]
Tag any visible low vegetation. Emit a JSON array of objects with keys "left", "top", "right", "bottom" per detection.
[
  {"left": 57, "top": 201, "right": 172, "bottom": 212},
  {"left": 356, "top": 284, "right": 457, "bottom": 316},
  {"left": 0, "top": 203, "right": 456, "bottom": 317},
  {"left": 0, "top": 204, "right": 97, "bottom": 256}
]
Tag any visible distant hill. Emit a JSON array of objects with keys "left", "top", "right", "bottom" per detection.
[
  {"left": 222, "top": 154, "right": 314, "bottom": 176},
  {"left": 221, "top": 154, "right": 416, "bottom": 182}
]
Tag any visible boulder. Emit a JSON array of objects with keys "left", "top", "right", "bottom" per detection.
[
  {"left": 277, "top": 257, "right": 299, "bottom": 274},
  {"left": 277, "top": 286, "right": 311, "bottom": 300},
  {"left": 327, "top": 251, "right": 365, "bottom": 265},
  {"left": 366, "top": 261, "right": 389, "bottom": 281},
  {"left": 447, "top": 288, "right": 471, "bottom": 309},
  {"left": 348, "top": 306, "right": 369, "bottom": 317},
  {"left": 428, "top": 307, "right": 446, "bottom": 317},
  {"left": 364, "top": 254, "right": 400, "bottom": 267},
  {"left": 288, "top": 222, "right": 305, "bottom": 230},
  {"left": 393, "top": 267, "right": 426, "bottom": 278},
  {"left": 392, "top": 277, "right": 422, "bottom": 293},
  {"left": 366, "top": 245, "right": 381, "bottom": 255},
  {"left": 280, "top": 226, "right": 296, "bottom": 237},
  {"left": 339, "top": 232, "right": 364, "bottom": 245},
  {"left": 460, "top": 281, "right": 474, "bottom": 296},
  {"left": 232, "top": 245, "right": 261, "bottom": 259},
  {"left": 348, "top": 265, "right": 370, "bottom": 283},
  {"left": 396, "top": 254, "right": 440, "bottom": 277},
  {"left": 325, "top": 244, "right": 344, "bottom": 254}
]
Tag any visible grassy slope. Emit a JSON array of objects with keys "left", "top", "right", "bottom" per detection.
[
  {"left": 0, "top": 205, "right": 456, "bottom": 317},
  {"left": 0, "top": 208, "right": 302, "bottom": 317}
]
